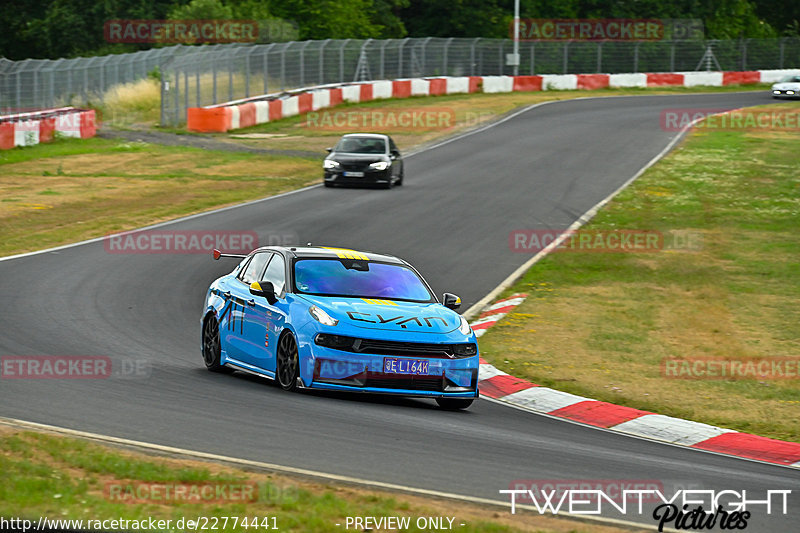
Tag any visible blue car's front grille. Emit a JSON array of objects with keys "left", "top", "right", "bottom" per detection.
[
  {"left": 314, "top": 334, "right": 477, "bottom": 359},
  {"left": 356, "top": 338, "right": 453, "bottom": 357}
]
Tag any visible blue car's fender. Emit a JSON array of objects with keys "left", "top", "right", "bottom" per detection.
[{"left": 287, "top": 295, "right": 318, "bottom": 386}]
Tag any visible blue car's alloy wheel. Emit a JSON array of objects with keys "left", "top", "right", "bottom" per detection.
[
  {"left": 277, "top": 332, "right": 299, "bottom": 391},
  {"left": 202, "top": 316, "right": 231, "bottom": 373},
  {"left": 202, "top": 245, "right": 479, "bottom": 406}
]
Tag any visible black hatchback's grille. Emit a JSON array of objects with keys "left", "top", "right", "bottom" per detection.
[{"left": 340, "top": 162, "right": 371, "bottom": 171}]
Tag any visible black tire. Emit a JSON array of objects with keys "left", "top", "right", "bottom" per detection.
[
  {"left": 276, "top": 331, "right": 300, "bottom": 391},
  {"left": 435, "top": 398, "right": 474, "bottom": 410},
  {"left": 396, "top": 169, "right": 404, "bottom": 186},
  {"left": 202, "top": 315, "right": 232, "bottom": 373},
  {"left": 324, "top": 181, "right": 334, "bottom": 188}
]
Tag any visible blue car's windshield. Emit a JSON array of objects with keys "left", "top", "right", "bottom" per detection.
[{"left": 293, "top": 259, "right": 433, "bottom": 302}]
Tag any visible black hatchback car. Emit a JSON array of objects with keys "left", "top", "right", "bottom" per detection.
[{"left": 323, "top": 133, "right": 404, "bottom": 188}]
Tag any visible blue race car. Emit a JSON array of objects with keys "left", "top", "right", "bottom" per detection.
[{"left": 201, "top": 246, "right": 479, "bottom": 409}]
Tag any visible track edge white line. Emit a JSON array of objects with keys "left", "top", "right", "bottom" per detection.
[{"left": 0, "top": 416, "right": 663, "bottom": 531}]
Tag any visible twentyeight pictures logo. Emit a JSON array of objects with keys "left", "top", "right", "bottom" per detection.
[{"left": 500, "top": 487, "right": 792, "bottom": 532}]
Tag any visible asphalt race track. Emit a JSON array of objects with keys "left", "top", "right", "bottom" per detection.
[{"left": 1, "top": 92, "right": 797, "bottom": 530}]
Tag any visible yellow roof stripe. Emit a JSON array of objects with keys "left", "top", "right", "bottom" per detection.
[
  {"left": 322, "top": 247, "right": 369, "bottom": 261},
  {"left": 361, "top": 299, "right": 397, "bottom": 306}
]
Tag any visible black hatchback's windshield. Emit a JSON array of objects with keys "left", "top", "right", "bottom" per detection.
[
  {"left": 334, "top": 136, "right": 387, "bottom": 154},
  {"left": 293, "top": 259, "right": 433, "bottom": 302}
]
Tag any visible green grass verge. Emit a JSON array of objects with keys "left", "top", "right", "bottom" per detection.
[
  {"left": 0, "top": 84, "right": 770, "bottom": 259},
  {"left": 0, "top": 427, "right": 623, "bottom": 533},
  {"left": 477, "top": 103, "right": 800, "bottom": 442},
  {"left": 0, "top": 137, "right": 319, "bottom": 257}
]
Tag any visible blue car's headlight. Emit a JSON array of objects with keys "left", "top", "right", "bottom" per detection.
[
  {"left": 452, "top": 343, "right": 478, "bottom": 357},
  {"left": 309, "top": 305, "right": 338, "bottom": 326},
  {"left": 315, "top": 333, "right": 354, "bottom": 349},
  {"left": 458, "top": 315, "right": 472, "bottom": 335}
]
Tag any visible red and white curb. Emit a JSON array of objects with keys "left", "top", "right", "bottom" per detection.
[
  {"left": 187, "top": 68, "right": 800, "bottom": 133},
  {"left": 0, "top": 107, "right": 97, "bottom": 150},
  {"left": 471, "top": 294, "right": 528, "bottom": 338},
  {"left": 471, "top": 293, "right": 800, "bottom": 468}
]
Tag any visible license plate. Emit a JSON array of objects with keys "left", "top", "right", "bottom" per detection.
[
  {"left": 343, "top": 171, "right": 364, "bottom": 177},
  {"left": 383, "top": 358, "right": 429, "bottom": 375}
]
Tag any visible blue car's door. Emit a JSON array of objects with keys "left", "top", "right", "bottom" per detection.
[
  {"left": 222, "top": 252, "right": 271, "bottom": 364},
  {"left": 241, "top": 253, "right": 289, "bottom": 373}
]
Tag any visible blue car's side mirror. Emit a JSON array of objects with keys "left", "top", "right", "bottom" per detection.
[
  {"left": 442, "top": 293, "right": 461, "bottom": 310},
  {"left": 250, "top": 281, "right": 277, "bottom": 305}
]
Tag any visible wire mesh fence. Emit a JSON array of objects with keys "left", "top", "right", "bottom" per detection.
[
  {"left": 0, "top": 45, "right": 244, "bottom": 115},
  {"left": 160, "top": 37, "right": 800, "bottom": 125},
  {"left": 1, "top": 37, "right": 798, "bottom": 126}
]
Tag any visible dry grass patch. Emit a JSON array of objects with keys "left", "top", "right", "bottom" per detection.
[
  {"left": 0, "top": 138, "right": 319, "bottom": 256},
  {"left": 102, "top": 78, "right": 162, "bottom": 127},
  {"left": 478, "top": 106, "right": 800, "bottom": 442}
]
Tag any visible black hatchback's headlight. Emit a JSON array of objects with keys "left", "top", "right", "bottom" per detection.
[
  {"left": 369, "top": 161, "right": 389, "bottom": 170},
  {"left": 323, "top": 160, "right": 340, "bottom": 169},
  {"left": 452, "top": 343, "right": 478, "bottom": 357},
  {"left": 315, "top": 333, "right": 354, "bottom": 350}
]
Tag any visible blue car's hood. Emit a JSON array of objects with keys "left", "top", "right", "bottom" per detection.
[{"left": 297, "top": 295, "right": 460, "bottom": 334}]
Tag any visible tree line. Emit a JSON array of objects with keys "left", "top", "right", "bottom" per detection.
[{"left": 1, "top": 0, "right": 798, "bottom": 60}]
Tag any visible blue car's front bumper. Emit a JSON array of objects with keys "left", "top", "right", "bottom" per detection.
[{"left": 299, "top": 342, "right": 479, "bottom": 398}]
